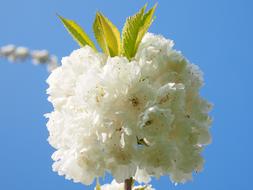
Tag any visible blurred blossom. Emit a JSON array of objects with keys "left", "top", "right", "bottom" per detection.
[
  {"left": 31, "top": 50, "right": 49, "bottom": 64},
  {"left": 0, "top": 44, "right": 16, "bottom": 60},
  {"left": 0, "top": 44, "right": 58, "bottom": 72}
]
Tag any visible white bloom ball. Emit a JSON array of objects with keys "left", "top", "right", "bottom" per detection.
[{"left": 46, "top": 33, "right": 212, "bottom": 185}]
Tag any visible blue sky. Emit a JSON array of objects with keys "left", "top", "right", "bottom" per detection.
[{"left": 0, "top": 0, "right": 252, "bottom": 189}]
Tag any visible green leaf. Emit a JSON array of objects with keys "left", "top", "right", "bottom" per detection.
[
  {"left": 58, "top": 15, "right": 96, "bottom": 50},
  {"left": 121, "top": 5, "right": 146, "bottom": 59},
  {"left": 122, "top": 4, "right": 157, "bottom": 59},
  {"left": 137, "top": 4, "right": 157, "bottom": 46},
  {"left": 93, "top": 12, "right": 121, "bottom": 57}
]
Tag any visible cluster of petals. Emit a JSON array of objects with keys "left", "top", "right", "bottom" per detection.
[{"left": 46, "top": 33, "right": 212, "bottom": 185}]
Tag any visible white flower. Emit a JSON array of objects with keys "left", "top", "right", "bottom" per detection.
[
  {"left": 46, "top": 33, "right": 212, "bottom": 185},
  {"left": 97, "top": 180, "right": 155, "bottom": 190}
]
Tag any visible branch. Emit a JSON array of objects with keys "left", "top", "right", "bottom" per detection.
[
  {"left": 124, "top": 177, "right": 133, "bottom": 190},
  {"left": 0, "top": 44, "right": 59, "bottom": 72}
]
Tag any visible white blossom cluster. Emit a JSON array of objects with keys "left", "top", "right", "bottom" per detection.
[
  {"left": 97, "top": 180, "right": 155, "bottom": 190},
  {"left": 0, "top": 44, "right": 58, "bottom": 72},
  {"left": 46, "top": 33, "right": 212, "bottom": 185}
]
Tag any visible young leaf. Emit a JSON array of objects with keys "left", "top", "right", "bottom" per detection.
[
  {"left": 93, "top": 13, "right": 110, "bottom": 55},
  {"left": 122, "top": 4, "right": 157, "bottom": 59},
  {"left": 137, "top": 4, "right": 157, "bottom": 47},
  {"left": 121, "top": 5, "right": 146, "bottom": 59},
  {"left": 58, "top": 15, "right": 96, "bottom": 50},
  {"left": 93, "top": 12, "right": 121, "bottom": 57}
]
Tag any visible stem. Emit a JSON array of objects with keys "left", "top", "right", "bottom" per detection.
[
  {"left": 0, "top": 44, "right": 58, "bottom": 72},
  {"left": 124, "top": 177, "right": 133, "bottom": 190}
]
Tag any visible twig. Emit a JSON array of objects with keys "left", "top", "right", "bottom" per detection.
[
  {"left": 0, "top": 44, "right": 58, "bottom": 72},
  {"left": 124, "top": 177, "right": 133, "bottom": 190}
]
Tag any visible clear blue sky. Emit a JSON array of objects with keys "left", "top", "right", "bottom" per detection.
[{"left": 0, "top": 0, "right": 252, "bottom": 189}]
